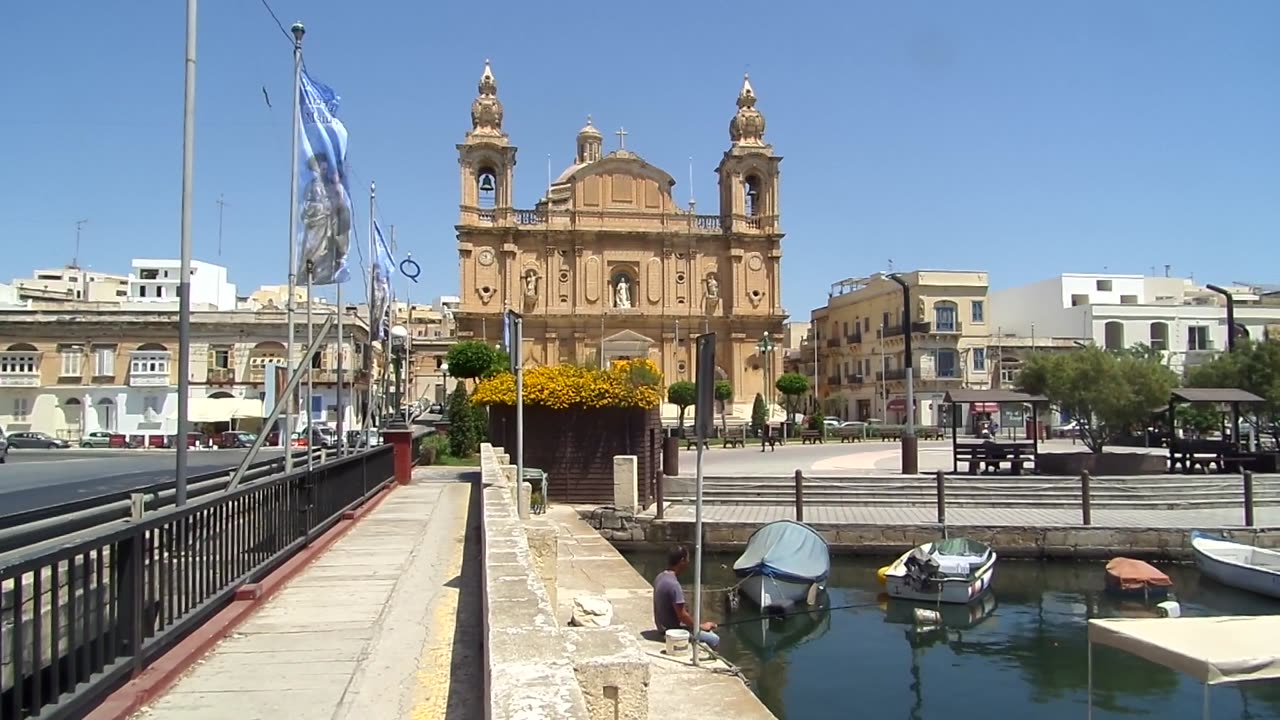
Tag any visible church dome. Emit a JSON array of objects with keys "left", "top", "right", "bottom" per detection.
[
  {"left": 728, "top": 74, "right": 766, "bottom": 146},
  {"left": 576, "top": 115, "right": 603, "bottom": 163},
  {"left": 578, "top": 115, "right": 602, "bottom": 139}
]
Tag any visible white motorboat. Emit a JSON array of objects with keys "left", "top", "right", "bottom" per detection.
[
  {"left": 1190, "top": 531, "right": 1280, "bottom": 600},
  {"left": 878, "top": 538, "right": 997, "bottom": 604},
  {"left": 734, "top": 520, "right": 830, "bottom": 613}
]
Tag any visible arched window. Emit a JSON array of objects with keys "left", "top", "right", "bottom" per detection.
[
  {"left": 744, "top": 175, "right": 762, "bottom": 216},
  {"left": 933, "top": 301, "right": 959, "bottom": 332},
  {"left": 96, "top": 398, "right": 117, "bottom": 432},
  {"left": 1149, "top": 322, "right": 1169, "bottom": 351},
  {"left": 477, "top": 166, "right": 497, "bottom": 209},
  {"left": 999, "top": 356, "right": 1022, "bottom": 386},
  {"left": 1104, "top": 321, "right": 1125, "bottom": 350}
]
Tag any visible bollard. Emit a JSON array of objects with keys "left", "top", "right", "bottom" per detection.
[
  {"left": 655, "top": 470, "right": 665, "bottom": 520},
  {"left": 794, "top": 469, "right": 805, "bottom": 522},
  {"left": 1243, "top": 470, "right": 1255, "bottom": 527},
  {"left": 1080, "top": 470, "right": 1092, "bottom": 526},
  {"left": 935, "top": 470, "right": 947, "bottom": 525}
]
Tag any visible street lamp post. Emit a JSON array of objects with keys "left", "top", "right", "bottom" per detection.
[
  {"left": 757, "top": 332, "right": 776, "bottom": 431},
  {"left": 387, "top": 325, "right": 409, "bottom": 429},
  {"left": 1205, "top": 284, "right": 1237, "bottom": 353},
  {"left": 888, "top": 274, "right": 918, "bottom": 474},
  {"left": 175, "top": 0, "right": 197, "bottom": 506}
]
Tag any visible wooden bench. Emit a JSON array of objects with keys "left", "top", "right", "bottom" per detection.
[
  {"left": 837, "top": 426, "right": 865, "bottom": 443},
  {"left": 800, "top": 430, "right": 824, "bottom": 445},
  {"left": 878, "top": 427, "right": 902, "bottom": 442},
  {"left": 955, "top": 444, "right": 1031, "bottom": 475},
  {"left": 722, "top": 426, "right": 747, "bottom": 449},
  {"left": 684, "top": 437, "right": 709, "bottom": 450}
]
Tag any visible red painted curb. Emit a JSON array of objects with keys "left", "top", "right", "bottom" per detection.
[{"left": 84, "top": 482, "right": 398, "bottom": 720}]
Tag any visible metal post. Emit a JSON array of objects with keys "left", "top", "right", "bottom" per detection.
[
  {"left": 284, "top": 22, "right": 305, "bottom": 472},
  {"left": 175, "top": 0, "right": 197, "bottom": 506},
  {"left": 1081, "top": 470, "right": 1093, "bottom": 526},
  {"left": 691, "top": 423, "right": 706, "bottom": 666},
  {"left": 306, "top": 264, "right": 314, "bottom": 471},
  {"left": 889, "top": 274, "right": 918, "bottom": 474},
  {"left": 794, "top": 469, "right": 804, "bottom": 522},
  {"left": 935, "top": 469, "right": 946, "bottom": 526},
  {"left": 1243, "top": 470, "right": 1255, "bottom": 527},
  {"left": 1206, "top": 284, "right": 1236, "bottom": 352},
  {"left": 336, "top": 284, "right": 344, "bottom": 456},
  {"left": 516, "top": 315, "right": 526, "bottom": 517}
]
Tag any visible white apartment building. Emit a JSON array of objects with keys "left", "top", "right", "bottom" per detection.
[
  {"left": 991, "top": 273, "right": 1280, "bottom": 374},
  {"left": 129, "top": 259, "right": 237, "bottom": 310},
  {"left": 11, "top": 266, "right": 131, "bottom": 304}
]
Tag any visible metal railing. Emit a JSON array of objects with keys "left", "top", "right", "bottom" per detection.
[{"left": 0, "top": 445, "right": 394, "bottom": 719}]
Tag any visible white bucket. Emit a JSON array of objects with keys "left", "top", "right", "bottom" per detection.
[
  {"left": 664, "top": 628, "right": 690, "bottom": 656},
  {"left": 913, "top": 608, "right": 942, "bottom": 626}
]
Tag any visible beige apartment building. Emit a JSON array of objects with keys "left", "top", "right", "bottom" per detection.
[
  {"left": 813, "top": 271, "right": 992, "bottom": 426},
  {"left": 11, "top": 266, "right": 131, "bottom": 304},
  {"left": 0, "top": 307, "right": 375, "bottom": 443},
  {"left": 453, "top": 61, "right": 786, "bottom": 406}
]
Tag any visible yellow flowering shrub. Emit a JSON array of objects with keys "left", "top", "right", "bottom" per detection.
[{"left": 472, "top": 358, "right": 663, "bottom": 410}]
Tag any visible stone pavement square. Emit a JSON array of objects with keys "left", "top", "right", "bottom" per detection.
[{"left": 134, "top": 468, "right": 483, "bottom": 720}]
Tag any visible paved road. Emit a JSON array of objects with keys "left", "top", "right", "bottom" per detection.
[{"left": 0, "top": 448, "right": 287, "bottom": 516}]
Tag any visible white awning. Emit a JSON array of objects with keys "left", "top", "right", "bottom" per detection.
[
  {"left": 1088, "top": 616, "right": 1280, "bottom": 686},
  {"left": 169, "top": 397, "right": 266, "bottom": 423}
]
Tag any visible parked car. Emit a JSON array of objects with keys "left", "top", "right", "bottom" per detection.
[
  {"left": 218, "top": 431, "right": 257, "bottom": 449},
  {"left": 0, "top": 427, "right": 8, "bottom": 463},
  {"left": 345, "top": 429, "right": 383, "bottom": 449},
  {"left": 80, "top": 431, "right": 134, "bottom": 448},
  {"left": 6, "top": 431, "right": 70, "bottom": 449}
]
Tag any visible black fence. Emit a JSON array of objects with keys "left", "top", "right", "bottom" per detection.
[{"left": 0, "top": 445, "right": 394, "bottom": 719}]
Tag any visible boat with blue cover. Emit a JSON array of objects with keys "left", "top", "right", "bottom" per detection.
[{"left": 733, "top": 520, "right": 831, "bottom": 613}]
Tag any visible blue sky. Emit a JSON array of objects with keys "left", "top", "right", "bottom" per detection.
[{"left": 2, "top": 1, "right": 1277, "bottom": 317}]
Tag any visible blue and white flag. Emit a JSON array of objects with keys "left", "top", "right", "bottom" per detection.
[
  {"left": 371, "top": 221, "right": 394, "bottom": 341},
  {"left": 296, "top": 69, "right": 352, "bottom": 285}
]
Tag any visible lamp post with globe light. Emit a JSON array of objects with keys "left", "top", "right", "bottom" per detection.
[{"left": 387, "top": 324, "right": 410, "bottom": 430}]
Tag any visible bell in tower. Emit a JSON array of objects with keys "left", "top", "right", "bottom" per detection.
[{"left": 457, "top": 59, "right": 518, "bottom": 225}]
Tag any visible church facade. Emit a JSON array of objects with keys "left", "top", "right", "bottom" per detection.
[{"left": 454, "top": 61, "right": 787, "bottom": 407}]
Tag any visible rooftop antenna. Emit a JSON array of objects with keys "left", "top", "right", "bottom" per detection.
[
  {"left": 1164, "top": 264, "right": 1171, "bottom": 278},
  {"left": 688, "top": 156, "right": 695, "bottom": 212},
  {"left": 216, "top": 194, "right": 229, "bottom": 257},
  {"left": 887, "top": 258, "right": 894, "bottom": 272},
  {"left": 73, "top": 219, "right": 89, "bottom": 268}
]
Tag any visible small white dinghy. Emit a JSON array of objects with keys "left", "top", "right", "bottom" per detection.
[
  {"left": 878, "top": 537, "right": 997, "bottom": 604},
  {"left": 1190, "top": 531, "right": 1280, "bottom": 600},
  {"left": 734, "top": 520, "right": 830, "bottom": 613}
]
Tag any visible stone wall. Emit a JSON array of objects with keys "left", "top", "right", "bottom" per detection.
[{"left": 488, "top": 407, "right": 662, "bottom": 505}]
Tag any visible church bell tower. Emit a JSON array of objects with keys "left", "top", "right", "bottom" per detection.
[{"left": 458, "top": 60, "right": 517, "bottom": 226}]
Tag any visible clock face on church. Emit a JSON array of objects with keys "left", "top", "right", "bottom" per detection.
[{"left": 477, "top": 249, "right": 495, "bottom": 266}]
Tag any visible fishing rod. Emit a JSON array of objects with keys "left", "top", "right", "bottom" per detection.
[{"left": 713, "top": 600, "right": 885, "bottom": 628}]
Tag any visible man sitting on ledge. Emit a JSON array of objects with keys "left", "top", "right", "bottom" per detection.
[{"left": 653, "top": 545, "right": 719, "bottom": 648}]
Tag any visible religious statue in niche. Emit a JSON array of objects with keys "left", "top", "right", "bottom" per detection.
[
  {"left": 523, "top": 269, "right": 540, "bottom": 301},
  {"left": 614, "top": 275, "right": 632, "bottom": 308},
  {"left": 705, "top": 273, "right": 719, "bottom": 299}
]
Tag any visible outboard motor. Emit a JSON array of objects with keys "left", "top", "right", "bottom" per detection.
[{"left": 903, "top": 547, "right": 940, "bottom": 591}]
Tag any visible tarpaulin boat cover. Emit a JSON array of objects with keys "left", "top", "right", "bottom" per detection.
[
  {"left": 733, "top": 520, "right": 830, "bottom": 583},
  {"left": 1088, "top": 616, "right": 1280, "bottom": 685},
  {"left": 1105, "top": 557, "right": 1173, "bottom": 591}
]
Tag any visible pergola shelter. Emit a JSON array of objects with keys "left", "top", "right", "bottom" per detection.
[
  {"left": 1088, "top": 616, "right": 1280, "bottom": 719},
  {"left": 943, "top": 390, "right": 1048, "bottom": 475},
  {"left": 1166, "top": 388, "right": 1270, "bottom": 473}
]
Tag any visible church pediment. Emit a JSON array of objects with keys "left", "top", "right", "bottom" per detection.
[
  {"left": 603, "top": 329, "right": 654, "bottom": 345},
  {"left": 556, "top": 152, "right": 678, "bottom": 214}
]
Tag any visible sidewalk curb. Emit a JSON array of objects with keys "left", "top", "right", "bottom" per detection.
[{"left": 84, "top": 480, "right": 399, "bottom": 720}]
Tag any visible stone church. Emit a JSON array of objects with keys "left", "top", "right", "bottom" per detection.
[{"left": 454, "top": 61, "right": 787, "bottom": 407}]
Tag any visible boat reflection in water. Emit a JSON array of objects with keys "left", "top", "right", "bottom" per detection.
[
  {"left": 880, "top": 592, "right": 1000, "bottom": 649},
  {"left": 729, "top": 590, "right": 834, "bottom": 663}
]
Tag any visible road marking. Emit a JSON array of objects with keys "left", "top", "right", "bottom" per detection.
[{"left": 409, "top": 488, "right": 470, "bottom": 719}]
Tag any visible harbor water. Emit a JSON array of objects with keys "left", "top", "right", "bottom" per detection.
[{"left": 625, "top": 552, "right": 1280, "bottom": 719}]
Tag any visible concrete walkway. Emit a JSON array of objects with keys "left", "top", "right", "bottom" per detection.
[
  {"left": 133, "top": 467, "right": 482, "bottom": 720},
  {"left": 660, "top": 503, "right": 1280, "bottom": 527},
  {"left": 548, "top": 506, "right": 777, "bottom": 720}
]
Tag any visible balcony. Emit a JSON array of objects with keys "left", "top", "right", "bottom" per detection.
[
  {"left": 0, "top": 374, "right": 39, "bottom": 387},
  {"left": 827, "top": 375, "right": 842, "bottom": 387},
  {"left": 846, "top": 332, "right": 863, "bottom": 345},
  {"left": 930, "top": 320, "right": 963, "bottom": 334},
  {"left": 877, "top": 369, "right": 907, "bottom": 382},
  {"left": 825, "top": 338, "right": 841, "bottom": 348},
  {"left": 846, "top": 374, "right": 864, "bottom": 386},
  {"left": 207, "top": 367, "right": 235, "bottom": 384},
  {"left": 130, "top": 373, "right": 169, "bottom": 388},
  {"left": 464, "top": 206, "right": 729, "bottom": 234}
]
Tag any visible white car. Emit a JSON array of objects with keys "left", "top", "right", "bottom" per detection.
[{"left": 0, "top": 427, "right": 8, "bottom": 463}]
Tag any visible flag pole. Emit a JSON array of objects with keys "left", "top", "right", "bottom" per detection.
[
  {"left": 306, "top": 262, "right": 314, "bottom": 470},
  {"left": 335, "top": 262, "right": 344, "bottom": 456},
  {"left": 175, "top": 0, "right": 197, "bottom": 506},
  {"left": 366, "top": 181, "right": 375, "bottom": 433},
  {"left": 284, "top": 22, "right": 305, "bottom": 472}
]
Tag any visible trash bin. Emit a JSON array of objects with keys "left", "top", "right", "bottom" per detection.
[{"left": 663, "top": 436, "right": 680, "bottom": 476}]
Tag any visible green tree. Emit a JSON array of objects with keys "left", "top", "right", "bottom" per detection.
[
  {"left": 1110, "top": 342, "right": 1166, "bottom": 365},
  {"left": 445, "top": 341, "right": 500, "bottom": 382},
  {"left": 1016, "top": 346, "right": 1176, "bottom": 453},
  {"left": 667, "top": 381, "right": 697, "bottom": 435},
  {"left": 1187, "top": 339, "right": 1280, "bottom": 446},
  {"left": 775, "top": 372, "right": 811, "bottom": 429},
  {"left": 751, "top": 393, "right": 767, "bottom": 437},
  {"left": 714, "top": 380, "right": 733, "bottom": 437},
  {"left": 446, "top": 384, "right": 479, "bottom": 457}
]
